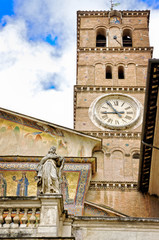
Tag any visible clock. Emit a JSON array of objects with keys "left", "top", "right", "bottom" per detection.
[{"left": 89, "top": 93, "right": 142, "bottom": 130}]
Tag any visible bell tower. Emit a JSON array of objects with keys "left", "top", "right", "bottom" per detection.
[{"left": 74, "top": 10, "right": 153, "bottom": 182}]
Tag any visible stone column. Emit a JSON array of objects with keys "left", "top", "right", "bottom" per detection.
[{"left": 37, "top": 194, "right": 64, "bottom": 237}]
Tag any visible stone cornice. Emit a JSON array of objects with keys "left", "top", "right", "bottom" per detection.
[
  {"left": 89, "top": 181, "right": 138, "bottom": 191},
  {"left": 81, "top": 131, "right": 141, "bottom": 139},
  {"left": 77, "top": 47, "right": 153, "bottom": 53},
  {"left": 74, "top": 85, "right": 146, "bottom": 93},
  {"left": 77, "top": 10, "right": 150, "bottom": 17}
]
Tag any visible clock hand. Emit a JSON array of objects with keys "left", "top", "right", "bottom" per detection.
[
  {"left": 106, "top": 101, "right": 122, "bottom": 118},
  {"left": 101, "top": 111, "right": 125, "bottom": 114}
]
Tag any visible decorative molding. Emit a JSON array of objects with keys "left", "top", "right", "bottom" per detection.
[
  {"left": 74, "top": 86, "right": 146, "bottom": 93},
  {"left": 81, "top": 131, "right": 141, "bottom": 139},
  {"left": 77, "top": 47, "right": 153, "bottom": 53},
  {"left": 77, "top": 10, "right": 150, "bottom": 17},
  {"left": 89, "top": 181, "right": 138, "bottom": 191},
  {"left": 0, "top": 156, "right": 97, "bottom": 174}
]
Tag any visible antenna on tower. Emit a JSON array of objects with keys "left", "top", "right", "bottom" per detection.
[
  {"left": 110, "top": 0, "right": 113, "bottom": 10},
  {"left": 110, "top": 0, "right": 120, "bottom": 11}
]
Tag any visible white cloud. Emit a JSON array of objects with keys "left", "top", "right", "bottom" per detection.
[
  {"left": 149, "top": 9, "right": 159, "bottom": 58},
  {"left": 0, "top": 17, "right": 75, "bottom": 126},
  {"left": 0, "top": 0, "right": 159, "bottom": 129}
]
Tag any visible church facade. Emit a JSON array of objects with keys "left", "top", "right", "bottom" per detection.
[{"left": 0, "top": 9, "right": 159, "bottom": 240}]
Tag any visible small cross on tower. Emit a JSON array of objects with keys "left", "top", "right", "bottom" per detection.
[{"left": 110, "top": 0, "right": 120, "bottom": 11}]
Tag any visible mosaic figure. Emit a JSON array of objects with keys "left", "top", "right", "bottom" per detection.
[
  {"left": 110, "top": 16, "right": 120, "bottom": 24},
  {"left": 37, "top": 146, "right": 64, "bottom": 194},
  {"left": 0, "top": 173, "right": 7, "bottom": 196},
  {"left": 13, "top": 172, "right": 29, "bottom": 196},
  {"left": 62, "top": 173, "right": 69, "bottom": 204}
]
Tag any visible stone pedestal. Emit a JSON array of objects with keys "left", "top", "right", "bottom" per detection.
[{"left": 37, "top": 194, "right": 64, "bottom": 237}]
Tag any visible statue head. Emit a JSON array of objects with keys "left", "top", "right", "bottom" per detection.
[{"left": 49, "top": 146, "right": 56, "bottom": 154}]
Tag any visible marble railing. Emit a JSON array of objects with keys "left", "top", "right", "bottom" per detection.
[
  {"left": 0, "top": 195, "right": 72, "bottom": 238},
  {"left": 0, "top": 198, "right": 41, "bottom": 228}
]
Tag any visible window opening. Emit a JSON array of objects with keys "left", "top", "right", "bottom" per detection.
[
  {"left": 118, "top": 66, "right": 124, "bottom": 79},
  {"left": 106, "top": 66, "right": 112, "bottom": 79},
  {"left": 96, "top": 29, "right": 106, "bottom": 47},
  {"left": 96, "top": 34, "right": 106, "bottom": 47},
  {"left": 123, "top": 29, "right": 132, "bottom": 47},
  {"left": 132, "top": 153, "right": 140, "bottom": 159}
]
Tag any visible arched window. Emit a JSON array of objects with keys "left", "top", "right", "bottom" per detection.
[
  {"left": 118, "top": 66, "right": 124, "bottom": 79},
  {"left": 96, "top": 29, "right": 106, "bottom": 47},
  {"left": 106, "top": 66, "right": 112, "bottom": 79},
  {"left": 123, "top": 29, "right": 132, "bottom": 47},
  {"left": 132, "top": 153, "right": 140, "bottom": 159}
]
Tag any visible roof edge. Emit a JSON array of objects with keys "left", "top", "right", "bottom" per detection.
[{"left": 0, "top": 107, "right": 101, "bottom": 142}]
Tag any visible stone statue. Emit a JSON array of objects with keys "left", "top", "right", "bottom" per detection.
[{"left": 37, "top": 146, "right": 64, "bottom": 194}]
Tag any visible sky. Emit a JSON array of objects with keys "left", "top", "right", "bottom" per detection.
[{"left": 0, "top": 0, "right": 159, "bottom": 129}]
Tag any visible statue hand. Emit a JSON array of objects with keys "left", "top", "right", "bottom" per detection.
[
  {"left": 37, "top": 177, "right": 42, "bottom": 186},
  {"left": 37, "top": 163, "right": 41, "bottom": 169}
]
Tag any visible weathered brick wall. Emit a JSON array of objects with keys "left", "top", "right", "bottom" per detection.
[
  {"left": 77, "top": 51, "right": 151, "bottom": 86},
  {"left": 86, "top": 190, "right": 159, "bottom": 218}
]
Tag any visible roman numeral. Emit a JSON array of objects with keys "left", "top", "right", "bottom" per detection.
[
  {"left": 114, "top": 100, "right": 118, "bottom": 106},
  {"left": 115, "top": 120, "right": 119, "bottom": 125},
  {"left": 125, "top": 106, "right": 131, "bottom": 110},
  {"left": 107, "top": 118, "right": 113, "bottom": 123},
  {"left": 127, "top": 112, "right": 133, "bottom": 114},
  {"left": 121, "top": 102, "right": 125, "bottom": 107},
  {"left": 125, "top": 115, "right": 132, "bottom": 120},
  {"left": 102, "top": 115, "right": 108, "bottom": 120}
]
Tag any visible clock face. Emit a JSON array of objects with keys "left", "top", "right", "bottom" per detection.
[{"left": 90, "top": 94, "right": 141, "bottom": 130}]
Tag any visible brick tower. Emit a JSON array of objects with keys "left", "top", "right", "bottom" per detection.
[{"left": 74, "top": 10, "right": 152, "bottom": 183}]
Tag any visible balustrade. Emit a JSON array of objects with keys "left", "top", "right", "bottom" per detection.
[{"left": 0, "top": 199, "right": 40, "bottom": 228}]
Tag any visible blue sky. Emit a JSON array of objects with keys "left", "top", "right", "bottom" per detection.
[
  {"left": 0, "top": 0, "right": 14, "bottom": 20},
  {"left": 141, "top": 0, "right": 159, "bottom": 8},
  {"left": 0, "top": 0, "right": 61, "bottom": 47},
  {"left": 0, "top": 0, "right": 159, "bottom": 128}
]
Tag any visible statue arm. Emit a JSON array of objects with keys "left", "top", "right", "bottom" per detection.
[
  {"left": 37, "top": 155, "right": 49, "bottom": 171},
  {"left": 38, "top": 153, "right": 60, "bottom": 168},
  {"left": 39, "top": 155, "right": 50, "bottom": 165}
]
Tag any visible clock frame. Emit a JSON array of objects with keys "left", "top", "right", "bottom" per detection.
[{"left": 89, "top": 93, "right": 142, "bottom": 130}]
